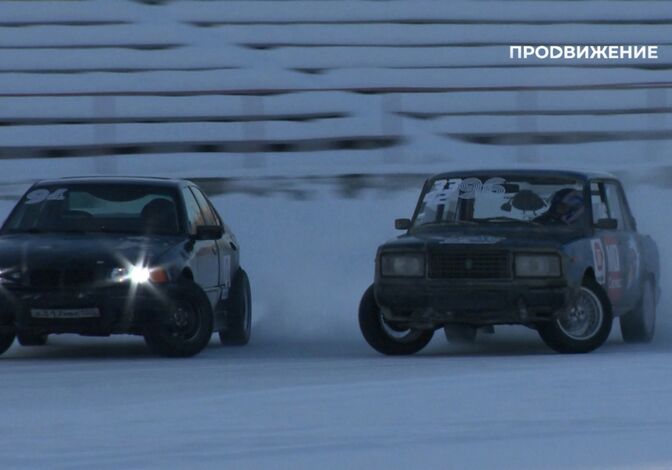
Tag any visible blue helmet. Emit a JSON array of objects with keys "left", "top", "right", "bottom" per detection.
[{"left": 547, "top": 188, "right": 585, "bottom": 224}]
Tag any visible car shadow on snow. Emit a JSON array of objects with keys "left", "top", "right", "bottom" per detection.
[{"left": 2, "top": 318, "right": 671, "bottom": 362}]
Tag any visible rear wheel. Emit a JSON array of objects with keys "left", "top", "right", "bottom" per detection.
[
  {"left": 359, "top": 285, "right": 433, "bottom": 355},
  {"left": 144, "top": 283, "right": 213, "bottom": 358},
  {"left": 538, "top": 279, "right": 612, "bottom": 354},
  {"left": 621, "top": 280, "right": 656, "bottom": 343},
  {"left": 219, "top": 268, "right": 251, "bottom": 346}
]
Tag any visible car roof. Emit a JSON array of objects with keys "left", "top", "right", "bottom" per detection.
[
  {"left": 32, "top": 176, "right": 195, "bottom": 188},
  {"left": 428, "top": 168, "right": 616, "bottom": 182}
]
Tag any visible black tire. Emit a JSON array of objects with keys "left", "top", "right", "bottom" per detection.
[
  {"left": 359, "top": 285, "right": 433, "bottom": 355},
  {"left": 17, "top": 332, "right": 48, "bottom": 346},
  {"left": 444, "top": 325, "right": 477, "bottom": 344},
  {"left": 621, "top": 280, "right": 656, "bottom": 343},
  {"left": 0, "top": 331, "right": 14, "bottom": 356},
  {"left": 219, "top": 268, "right": 252, "bottom": 346},
  {"left": 144, "top": 282, "right": 213, "bottom": 358},
  {"left": 538, "top": 278, "right": 612, "bottom": 354}
]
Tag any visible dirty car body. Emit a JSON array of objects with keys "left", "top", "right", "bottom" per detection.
[
  {"left": 360, "top": 169, "right": 659, "bottom": 355},
  {"left": 0, "top": 177, "right": 251, "bottom": 357}
]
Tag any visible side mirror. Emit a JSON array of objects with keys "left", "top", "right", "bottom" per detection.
[
  {"left": 194, "top": 225, "right": 223, "bottom": 240},
  {"left": 395, "top": 218, "right": 412, "bottom": 230},
  {"left": 594, "top": 218, "right": 618, "bottom": 230}
]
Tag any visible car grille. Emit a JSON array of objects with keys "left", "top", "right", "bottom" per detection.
[
  {"left": 29, "top": 268, "right": 96, "bottom": 289},
  {"left": 428, "top": 250, "right": 511, "bottom": 280}
]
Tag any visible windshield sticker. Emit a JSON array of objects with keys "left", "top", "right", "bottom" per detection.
[
  {"left": 591, "top": 239, "right": 606, "bottom": 285},
  {"left": 423, "top": 177, "right": 508, "bottom": 206},
  {"left": 439, "top": 236, "right": 505, "bottom": 245},
  {"left": 422, "top": 179, "right": 460, "bottom": 207},
  {"left": 24, "top": 188, "right": 68, "bottom": 204},
  {"left": 458, "top": 177, "right": 507, "bottom": 199}
]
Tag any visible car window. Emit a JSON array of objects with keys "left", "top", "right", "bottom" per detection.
[
  {"left": 182, "top": 187, "right": 206, "bottom": 235},
  {"left": 590, "top": 182, "right": 609, "bottom": 222},
  {"left": 414, "top": 175, "right": 585, "bottom": 228},
  {"left": 189, "top": 187, "right": 219, "bottom": 227},
  {"left": 3, "top": 184, "right": 182, "bottom": 235},
  {"left": 604, "top": 183, "right": 625, "bottom": 230}
]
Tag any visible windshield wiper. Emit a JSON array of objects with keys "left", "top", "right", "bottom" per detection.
[
  {"left": 98, "top": 227, "right": 140, "bottom": 235},
  {"left": 8, "top": 227, "right": 45, "bottom": 234},
  {"left": 476, "top": 217, "right": 541, "bottom": 226},
  {"left": 420, "top": 220, "right": 478, "bottom": 227}
]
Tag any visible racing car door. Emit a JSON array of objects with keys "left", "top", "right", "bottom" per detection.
[
  {"left": 190, "top": 186, "right": 237, "bottom": 297},
  {"left": 182, "top": 187, "right": 220, "bottom": 306},
  {"left": 590, "top": 179, "right": 638, "bottom": 314}
]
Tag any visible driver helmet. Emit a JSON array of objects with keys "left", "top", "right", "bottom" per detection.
[{"left": 547, "top": 188, "right": 585, "bottom": 224}]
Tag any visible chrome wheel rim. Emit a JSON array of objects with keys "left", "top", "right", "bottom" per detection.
[
  {"left": 169, "top": 302, "right": 200, "bottom": 341},
  {"left": 557, "top": 286, "right": 604, "bottom": 341}
]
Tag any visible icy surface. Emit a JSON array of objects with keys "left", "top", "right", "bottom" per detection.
[{"left": 1, "top": 183, "right": 670, "bottom": 470}]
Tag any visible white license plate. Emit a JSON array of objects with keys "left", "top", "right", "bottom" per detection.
[{"left": 31, "top": 308, "right": 101, "bottom": 319}]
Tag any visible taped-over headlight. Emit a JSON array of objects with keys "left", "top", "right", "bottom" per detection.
[
  {"left": 515, "top": 254, "right": 561, "bottom": 278},
  {"left": 381, "top": 253, "right": 425, "bottom": 277}
]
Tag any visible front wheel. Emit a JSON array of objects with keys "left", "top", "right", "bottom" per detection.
[
  {"left": 538, "top": 279, "right": 612, "bottom": 354},
  {"left": 358, "top": 285, "right": 433, "bottom": 355},
  {"left": 0, "top": 330, "right": 14, "bottom": 356},
  {"left": 144, "top": 283, "right": 213, "bottom": 358},
  {"left": 17, "top": 332, "right": 48, "bottom": 346},
  {"left": 620, "top": 280, "right": 656, "bottom": 343}
]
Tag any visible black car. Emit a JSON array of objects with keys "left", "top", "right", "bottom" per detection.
[
  {"left": 0, "top": 177, "right": 251, "bottom": 357},
  {"left": 359, "top": 169, "right": 660, "bottom": 355}
]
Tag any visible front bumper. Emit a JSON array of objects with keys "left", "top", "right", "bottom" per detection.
[
  {"left": 375, "top": 278, "right": 574, "bottom": 327},
  {"left": 0, "top": 284, "right": 175, "bottom": 335}
]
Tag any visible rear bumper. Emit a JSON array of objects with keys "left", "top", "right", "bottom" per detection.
[
  {"left": 375, "top": 278, "right": 573, "bottom": 327},
  {"left": 0, "top": 284, "right": 175, "bottom": 335}
]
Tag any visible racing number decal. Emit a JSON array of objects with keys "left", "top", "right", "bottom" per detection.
[
  {"left": 423, "top": 177, "right": 507, "bottom": 206},
  {"left": 25, "top": 188, "right": 68, "bottom": 204},
  {"left": 591, "top": 239, "right": 606, "bottom": 285},
  {"left": 626, "top": 239, "right": 640, "bottom": 289},
  {"left": 604, "top": 236, "right": 623, "bottom": 302},
  {"left": 457, "top": 177, "right": 506, "bottom": 200}
]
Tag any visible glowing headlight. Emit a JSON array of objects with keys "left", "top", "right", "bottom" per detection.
[
  {"left": 111, "top": 266, "right": 167, "bottom": 284},
  {"left": 515, "top": 254, "right": 561, "bottom": 278},
  {"left": 381, "top": 253, "right": 425, "bottom": 277},
  {"left": 129, "top": 266, "right": 150, "bottom": 284},
  {"left": 0, "top": 268, "right": 20, "bottom": 284}
]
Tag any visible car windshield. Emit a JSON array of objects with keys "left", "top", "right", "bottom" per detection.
[
  {"left": 2, "top": 183, "right": 183, "bottom": 236},
  {"left": 413, "top": 174, "right": 586, "bottom": 228}
]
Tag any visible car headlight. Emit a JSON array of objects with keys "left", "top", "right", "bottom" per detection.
[
  {"left": 515, "top": 254, "right": 561, "bottom": 278},
  {"left": 110, "top": 265, "right": 168, "bottom": 284},
  {"left": 0, "top": 268, "right": 21, "bottom": 284},
  {"left": 380, "top": 253, "right": 425, "bottom": 277}
]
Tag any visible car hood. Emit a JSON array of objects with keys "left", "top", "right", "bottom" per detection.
[
  {"left": 381, "top": 226, "right": 585, "bottom": 252},
  {"left": 0, "top": 233, "right": 182, "bottom": 269}
]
